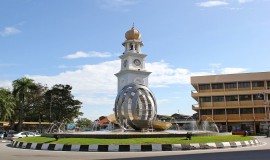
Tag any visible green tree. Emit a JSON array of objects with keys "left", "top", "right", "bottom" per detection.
[
  {"left": 0, "top": 88, "right": 15, "bottom": 121},
  {"left": 12, "top": 77, "right": 36, "bottom": 131},
  {"left": 43, "top": 84, "right": 83, "bottom": 122},
  {"left": 76, "top": 118, "right": 92, "bottom": 129},
  {"left": 23, "top": 83, "right": 47, "bottom": 122}
]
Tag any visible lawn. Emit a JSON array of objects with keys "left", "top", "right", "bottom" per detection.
[{"left": 16, "top": 135, "right": 254, "bottom": 145}]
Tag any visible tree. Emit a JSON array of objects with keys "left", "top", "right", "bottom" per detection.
[
  {"left": 23, "top": 83, "right": 47, "bottom": 122},
  {"left": 0, "top": 88, "right": 15, "bottom": 121},
  {"left": 76, "top": 118, "right": 92, "bottom": 129},
  {"left": 12, "top": 77, "right": 36, "bottom": 131},
  {"left": 43, "top": 84, "right": 83, "bottom": 122}
]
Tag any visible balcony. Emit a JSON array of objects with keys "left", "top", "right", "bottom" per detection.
[
  {"left": 213, "top": 115, "right": 226, "bottom": 121},
  {"left": 227, "top": 114, "right": 240, "bottom": 121},
  {"left": 241, "top": 114, "right": 254, "bottom": 121},
  {"left": 239, "top": 100, "right": 253, "bottom": 106},
  {"left": 254, "top": 113, "right": 266, "bottom": 120},
  {"left": 192, "top": 104, "right": 199, "bottom": 110}
]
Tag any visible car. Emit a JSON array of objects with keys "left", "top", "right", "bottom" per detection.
[
  {"left": 6, "top": 131, "right": 37, "bottom": 140},
  {"left": 32, "top": 132, "right": 41, "bottom": 136},
  {"left": 0, "top": 131, "right": 4, "bottom": 139},
  {"left": 0, "top": 130, "right": 8, "bottom": 139}
]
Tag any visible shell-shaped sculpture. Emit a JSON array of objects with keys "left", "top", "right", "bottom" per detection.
[{"left": 114, "top": 83, "right": 157, "bottom": 130}]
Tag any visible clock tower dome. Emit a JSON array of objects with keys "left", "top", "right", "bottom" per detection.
[{"left": 115, "top": 25, "right": 151, "bottom": 92}]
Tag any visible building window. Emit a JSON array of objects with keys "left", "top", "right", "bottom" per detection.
[
  {"left": 201, "top": 109, "right": 212, "bottom": 115},
  {"left": 254, "top": 108, "right": 265, "bottom": 113},
  {"left": 253, "top": 94, "right": 264, "bottom": 100},
  {"left": 199, "top": 84, "right": 210, "bottom": 90},
  {"left": 238, "top": 82, "right": 250, "bottom": 88},
  {"left": 252, "top": 81, "right": 264, "bottom": 88},
  {"left": 213, "top": 109, "right": 225, "bottom": 115},
  {"left": 212, "top": 96, "right": 224, "bottom": 102},
  {"left": 200, "top": 97, "right": 211, "bottom": 102},
  {"left": 227, "top": 108, "right": 239, "bottom": 114},
  {"left": 225, "top": 95, "right": 238, "bottom": 101},
  {"left": 239, "top": 95, "right": 251, "bottom": 101},
  {"left": 225, "top": 82, "right": 237, "bottom": 89},
  {"left": 212, "top": 83, "right": 224, "bottom": 89},
  {"left": 240, "top": 108, "right": 253, "bottom": 114}
]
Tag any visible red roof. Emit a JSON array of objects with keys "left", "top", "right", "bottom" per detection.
[{"left": 99, "top": 118, "right": 109, "bottom": 124}]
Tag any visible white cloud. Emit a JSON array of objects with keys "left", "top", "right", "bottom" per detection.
[
  {"left": 0, "top": 59, "right": 249, "bottom": 119},
  {"left": 0, "top": 63, "right": 17, "bottom": 67},
  {"left": 0, "top": 27, "right": 21, "bottom": 37},
  {"left": 28, "top": 60, "right": 119, "bottom": 95},
  {"left": 238, "top": 0, "right": 254, "bottom": 3},
  {"left": 220, "top": 67, "right": 248, "bottom": 74},
  {"left": 0, "top": 59, "right": 248, "bottom": 116},
  {"left": 99, "top": 0, "right": 138, "bottom": 11},
  {"left": 64, "top": 51, "right": 112, "bottom": 59},
  {"left": 26, "top": 60, "right": 212, "bottom": 108},
  {"left": 197, "top": 1, "right": 229, "bottom": 7},
  {"left": 0, "top": 80, "right": 12, "bottom": 89}
]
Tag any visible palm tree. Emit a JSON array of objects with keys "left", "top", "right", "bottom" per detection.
[
  {"left": 12, "top": 77, "right": 36, "bottom": 131},
  {"left": 0, "top": 88, "right": 15, "bottom": 121}
]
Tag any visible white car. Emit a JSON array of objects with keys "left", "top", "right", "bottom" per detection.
[
  {"left": 0, "top": 131, "right": 5, "bottom": 139},
  {"left": 6, "top": 131, "right": 36, "bottom": 140}
]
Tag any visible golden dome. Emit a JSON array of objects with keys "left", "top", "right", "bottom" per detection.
[{"left": 125, "top": 26, "right": 141, "bottom": 40}]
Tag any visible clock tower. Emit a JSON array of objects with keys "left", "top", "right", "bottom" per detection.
[{"left": 115, "top": 25, "right": 151, "bottom": 92}]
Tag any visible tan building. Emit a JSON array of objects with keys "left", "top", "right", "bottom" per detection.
[{"left": 191, "top": 72, "right": 270, "bottom": 135}]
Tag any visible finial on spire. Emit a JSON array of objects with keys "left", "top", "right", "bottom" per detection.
[{"left": 132, "top": 22, "right": 135, "bottom": 29}]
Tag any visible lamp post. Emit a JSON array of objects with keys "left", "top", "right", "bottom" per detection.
[
  {"left": 259, "top": 92, "right": 269, "bottom": 137},
  {"left": 50, "top": 93, "right": 53, "bottom": 123}
]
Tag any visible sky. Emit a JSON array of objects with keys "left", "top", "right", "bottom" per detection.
[{"left": 1, "top": 0, "right": 270, "bottom": 121}]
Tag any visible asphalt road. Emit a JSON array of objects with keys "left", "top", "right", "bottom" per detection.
[{"left": 1, "top": 136, "right": 270, "bottom": 160}]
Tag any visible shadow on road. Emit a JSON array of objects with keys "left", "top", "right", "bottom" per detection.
[{"left": 111, "top": 149, "right": 270, "bottom": 160}]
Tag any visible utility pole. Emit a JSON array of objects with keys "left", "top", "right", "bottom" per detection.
[{"left": 50, "top": 93, "right": 52, "bottom": 123}]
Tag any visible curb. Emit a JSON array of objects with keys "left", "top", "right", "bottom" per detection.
[{"left": 11, "top": 139, "right": 260, "bottom": 152}]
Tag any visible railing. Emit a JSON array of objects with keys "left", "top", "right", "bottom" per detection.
[
  {"left": 191, "top": 90, "right": 198, "bottom": 94},
  {"left": 192, "top": 104, "right": 199, "bottom": 109}
]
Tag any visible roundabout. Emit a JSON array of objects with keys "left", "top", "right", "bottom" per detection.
[
  {"left": 11, "top": 139, "right": 260, "bottom": 152},
  {"left": 10, "top": 133, "right": 260, "bottom": 152}
]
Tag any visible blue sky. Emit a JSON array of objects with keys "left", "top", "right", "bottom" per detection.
[{"left": 1, "top": 0, "right": 270, "bottom": 120}]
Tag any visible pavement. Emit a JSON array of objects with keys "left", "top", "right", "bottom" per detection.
[{"left": 0, "top": 139, "right": 11, "bottom": 143}]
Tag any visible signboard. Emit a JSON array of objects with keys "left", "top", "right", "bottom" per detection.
[{"left": 67, "top": 123, "right": 76, "bottom": 130}]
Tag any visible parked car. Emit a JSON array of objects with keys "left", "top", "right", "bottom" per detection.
[
  {"left": 0, "top": 131, "right": 3, "bottom": 139},
  {"left": 0, "top": 130, "right": 7, "bottom": 139},
  {"left": 6, "top": 131, "right": 37, "bottom": 140}
]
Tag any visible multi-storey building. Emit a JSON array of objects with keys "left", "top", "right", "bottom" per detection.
[{"left": 191, "top": 72, "right": 270, "bottom": 135}]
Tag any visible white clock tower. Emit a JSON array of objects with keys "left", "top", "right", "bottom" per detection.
[{"left": 115, "top": 25, "right": 151, "bottom": 92}]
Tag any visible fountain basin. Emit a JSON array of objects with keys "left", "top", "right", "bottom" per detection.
[{"left": 43, "top": 130, "right": 225, "bottom": 139}]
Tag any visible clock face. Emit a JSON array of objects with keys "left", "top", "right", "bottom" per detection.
[
  {"left": 133, "top": 59, "right": 141, "bottom": 66},
  {"left": 123, "top": 60, "right": 128, "bottom": 68}
]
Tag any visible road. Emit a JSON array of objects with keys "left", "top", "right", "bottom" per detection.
[{"left": 1, "top": 136, "right": 270, "bottom": 160}]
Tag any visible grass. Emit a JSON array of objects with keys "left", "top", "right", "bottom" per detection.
[{"left": 16, "top": 135, "right": 254, "bottom": 145}]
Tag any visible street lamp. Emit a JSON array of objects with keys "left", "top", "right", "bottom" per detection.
[
  {"left": 259, "top": 92, "right": 269, "bottom": 137},
  {"left": 50, "top": 93, "right": 53, "bottom": 123}
]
